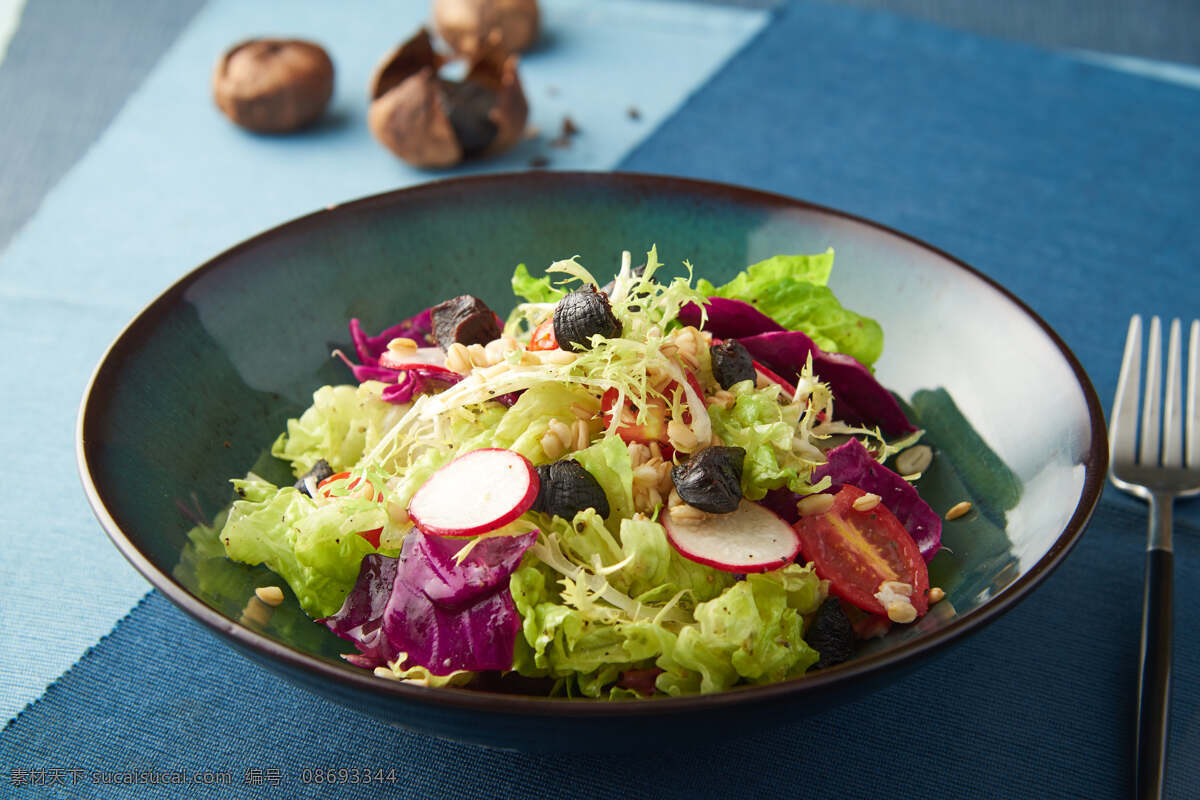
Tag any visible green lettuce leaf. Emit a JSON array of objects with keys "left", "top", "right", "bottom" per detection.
[
  {"left": 511, "top": 263, "right": 565, "bottom": 304},
  {"left": 489, "top": 383, "right": 599, "bottom": 463},
  {"left": 511, "top": 553, "right": 822, "bottom": 697},
  {"left": 220, "top": 475, "right": 381, "bottom": 617},
  {"left": 510, "top": 514, "right": 814, "bottom": 697},
  {"left": 510, "top": 560, "right": 670, "bottom": 697},
  {"left": 616, "top": 515, "right": 735, "bottom": 604},
  {"left": 698, "top": 249, "right": 883, "bottom": 367},
  {"left": 552, "top": 508, "right": 626, "bottom": 576},
  {"left": 540, "top": 511, "right": 736, "bottom": 605},
  {"left": 571, "top": 435, "right": 636, "bottom": 525},
  {"left": 173, "top": 503, "right": 347, "bottom": 656},
  {"left": 273, "top": 381, "right": 409, "bottom": 476},
  {"left": 707, "top": 380, "right": 821, "bottom": 498},
  {"left": 657, "top": 566, "right": 822, "bottom": 695},
  {"left": 696, "top": 250, "right": 834, "bottom": 296},
  {"left": 382, "top": 404, "right": 508, "bottom": 538}
]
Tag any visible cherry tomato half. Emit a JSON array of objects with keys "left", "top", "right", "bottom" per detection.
[
  {"left": 793, "top": 485, "right": 928, "bottom": 618},
  {"left": 600, "top": 387, "right": 667, "bottom": 444},
  {"left": 316, "top": 472, "right": 384, "bottom": 548},
  {"left": 598, "top": 368, "right": 707, "bottom": 444},
  {"left": 528, "top": 318, "right": 559, "bottom": 351}
]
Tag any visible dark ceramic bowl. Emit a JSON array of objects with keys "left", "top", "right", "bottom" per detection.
[{"left": 78, "top": 172, "right": 1105, "bottom": 751}]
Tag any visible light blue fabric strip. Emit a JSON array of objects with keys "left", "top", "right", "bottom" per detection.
[
  {"left": 1073, "top": 49, "right": 1200, "bottom": 90},
  {"left": 0, "top": 0, "right": 25, "bottom": 65},
  {"left": 0, "top": 0, "right": 767, "bottom": 723}
]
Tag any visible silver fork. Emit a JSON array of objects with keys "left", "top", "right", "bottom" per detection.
[{"left": 1109, "top": 315, "right": 1200, "bottom": 799}]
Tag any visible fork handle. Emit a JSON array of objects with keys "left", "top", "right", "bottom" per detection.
[{"left": 1136, "top": 539, "right": 1173, "bottom": 800}]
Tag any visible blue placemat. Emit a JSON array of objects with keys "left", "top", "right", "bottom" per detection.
[
  {"left": 0, "top": 0, "right": 205, "bottom": 252},
  {"left": 3, "top": 512, "right": 1194, "bottom": 799},
  {"left": 4, "top": 0, "right": 1200, "bottom": 798}
]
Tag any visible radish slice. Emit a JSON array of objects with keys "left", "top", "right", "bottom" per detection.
[
  {"left": 379, "top": 346, "right": 446, "bottom": 370},
  {"left": 662, "top": 499, "right": 801, "bottom": 573},
  {"left": 408, "top": 449, "right": 539, "bottom": 537}
]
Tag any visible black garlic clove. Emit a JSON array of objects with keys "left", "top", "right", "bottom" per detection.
[
  {"left": 366, "top": 28, "right": 527, "bottom": 168},
  {"left": 212, "top": 38, "right": 334, "bottom": 133},
  {"left": 294, "top": 458, "right": 335, "bottom": 496},
  {"left": 367, "top": 66, "right": 462, "bottom": 168},
  {"left": 431, "top": 295, "right": 502, "bottom": 350},
  {"left": 552, "top": 286, "right": 621, "bottom": 351},
  {"left": 670, "top": 446, "right": 746, "bottom": 514},
  {"left": 369, "top": 28, "right": 442, "bottom": 101},
  {"left": 806, "top": 597, "right": 857, "bottom": 669},
  {"left": 463, "top": 51, "right": 528, "bottom": 156},
  {"left": 439, "top": 78, "right": 500, "bottom": 156},
  {"left": 434, "top": 0, "right": 540, "bottom": 59},
  {"left": 530, "top": 460, "right": 610, "bottom": 520},
  {"left": 710, "top": 339, "right": 756, "bottom": 389}
]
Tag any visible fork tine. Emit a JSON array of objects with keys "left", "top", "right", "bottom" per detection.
[
  {"left": 1188, "top": 320, "right": 1200, "bottom": 469},
  {"left": 1139, "top": 316, "right": 1162, "bottom": 465},
  {"left": 1113, "top": 315, "right": 1143, "bottom": 463},
  {"left": 1162, "top": 319, "right": 1184, "bottom": 467}
]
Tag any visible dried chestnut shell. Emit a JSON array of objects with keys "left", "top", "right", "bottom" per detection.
[
  {"left": 670, "top": 446, "right": 746, "bottom": 514},
  {"left": 806, "top": 597, "right": 856, "bottom": 669},
  {"left": 530, "top": 460, "right": 610, "bottom": 520},
  {"left": 434, "top": 0, "right": 540, "bottom": 59},
  {"left": 553, "top": 287, "right": 622, "bottom": 351},
  {"left": 431, "top": 295, "right": 502, "bottom": 349},
  {"left": 710, "top": 339, "right": 756, "bottom": 389},
  {"left": 367, "top": 28, "right": 528, "bottom": 168},
  {"left": 213, "top": 38, "right": 333, "bottom": 133}
]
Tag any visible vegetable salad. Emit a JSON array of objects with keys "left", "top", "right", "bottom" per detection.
[{"left": 217, "top": 248, "right": 942, "bottom": 697}]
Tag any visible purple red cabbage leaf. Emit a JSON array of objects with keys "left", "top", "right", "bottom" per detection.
[
  {"left": 682, "top": 297, "right": 915, "bottom": 437},
  {"left": 350, "top": 309, "right": 435, "bottom": 365},
  {"left": 320, "top": 530, "right": 537, "bottom": 674},
  {"left": 679, "top": 297, "right": 784, "bottom": 339},
  {"left": 740, "top": 331, "right": 916, "bottom": 437},
  {"left": 319, "top": 554, "right": 399, "bottom": 669},
  {"left": 337, "top": 312, "right": 460, "bottom": 404}
]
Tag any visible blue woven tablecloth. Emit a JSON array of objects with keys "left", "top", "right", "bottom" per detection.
[{"left": 3, "top": 0, "right": 1199, "bottom": 797}]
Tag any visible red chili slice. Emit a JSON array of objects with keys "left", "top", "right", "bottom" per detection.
[{"left": 793, "top": 485, "right": 929, "bottom": 618}]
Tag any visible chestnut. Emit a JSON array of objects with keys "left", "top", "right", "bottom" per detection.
[
  {"left": 367, "top": 28, "right": 528, "bottom": 168},
  {"left": 212, "top": 38, "right": 333, "bottom": 133}
]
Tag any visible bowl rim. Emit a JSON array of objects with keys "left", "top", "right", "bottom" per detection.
[{"left": 77, "top": 170, "right": 1107, "bottom": 718}]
